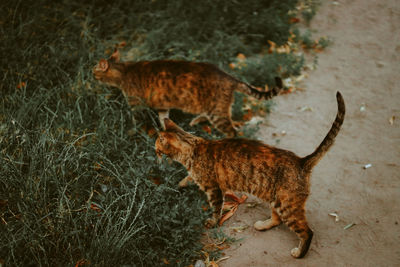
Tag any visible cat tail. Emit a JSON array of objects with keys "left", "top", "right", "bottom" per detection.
[
  {"left": 237, "top": 77, "right": 283, "bottom": 100},
  {"left": 301, "top": 91, "right": 345, "bottom": 173}
]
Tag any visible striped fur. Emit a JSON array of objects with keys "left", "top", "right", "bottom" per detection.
[
  {"left": 155, "top": 92, "right": 345, "bottom": 259},
  {"left": 302, "top": 92, "right": 345, "bottom": 173},
  {"left": 93, "top": 49, "right": 283, "bottom": 137},
  {"left": 237, "top": 76, "right": 283, "bottom": 100}
]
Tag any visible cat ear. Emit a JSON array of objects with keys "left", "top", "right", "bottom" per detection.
[
  {"left": 99, "top": 59, "right": 109, "bottom": 72},
  {"left": 110, "top": 48, "right": 120, "bottom": 62}
]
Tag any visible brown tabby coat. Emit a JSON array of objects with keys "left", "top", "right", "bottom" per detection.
[
  {"left": 155, "top": 92, "right": 345, "bottom": 258},
  {"left": 93, "top": 49, "right": 282, "bottom": 137}
]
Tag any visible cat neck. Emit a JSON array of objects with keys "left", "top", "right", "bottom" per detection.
[{"left": 176, "top": 151, "right": 194, "bottom": 171}]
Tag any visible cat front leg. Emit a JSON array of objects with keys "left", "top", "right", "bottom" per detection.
[
  {"left": 158, "top": 109, "right": 170, "bottom": 129},
  {"left": 204, "top": 186, "right": 224, "bottom": 228},
  {"left": 178, "top": 176, "right": 193, "bottom": 187},
  {"left": 254, "top": 207, "right": 282, "bottom": 231}
]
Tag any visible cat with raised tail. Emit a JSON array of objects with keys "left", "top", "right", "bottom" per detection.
[
  {"left": 155, "top": 92, "right": 345, "bottom": 258},
  {"left": 93, "top": 49, "right": 283, "bottom": 137}
]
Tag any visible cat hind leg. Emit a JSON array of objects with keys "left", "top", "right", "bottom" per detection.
[
  {"left": 204, "top": 186, "right": 224, "bottom": 228},
  {"left": 189, "top": 114, "right": 209, "bottom": 126},
  {"left": 209, "top": 115, "right": 237, "bottom": 138},
  {"left": 278, "top": 204, "right": 313, "bottom": 258}
]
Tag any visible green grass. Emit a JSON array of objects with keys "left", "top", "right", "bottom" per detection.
[{"left": 0, "top": 0, "right": 318, "bottom": 265}]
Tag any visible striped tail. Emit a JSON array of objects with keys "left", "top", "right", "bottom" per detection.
[
  {"left": 238, "top": 77, "right": 283, "bottom": 100},
  {"left": 301, "top": 91, "right": 345, "bottom": 173}
]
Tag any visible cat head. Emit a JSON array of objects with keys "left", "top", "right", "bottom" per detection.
[
  {"left": 92, "top": 49, "right": 123, "bottom": 87},
  {"left": 155, "top": 119, "right": 201, "bottom": 162}
]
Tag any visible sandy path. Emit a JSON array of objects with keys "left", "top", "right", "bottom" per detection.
[{"left": 220, "top": 0, "right": 400, "bottom": 266}]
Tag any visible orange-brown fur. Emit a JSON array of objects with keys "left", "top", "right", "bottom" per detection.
[
  {"left": 93, "top": 49, "right": 282, "bottom": 137},
  {"left": 155, "top": 92, "right": 345, "bottom": 258}
]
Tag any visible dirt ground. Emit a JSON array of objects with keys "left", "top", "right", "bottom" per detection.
[{"left": 219, "top": 0, "right": 400, "bottom": 266}]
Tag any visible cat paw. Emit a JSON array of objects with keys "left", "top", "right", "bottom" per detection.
[
  {"left": 290, "top": 247, "right": 301, "bottom": 258},
  {"left": 254, "top": 219, "right": 272, "bottom": 231},
  {"left": 178, "top": 179, "right": 188, "bottom": 188},
  {"left": 254, "top": 218, "right": 280, "bottom": 231},
  {"left": 178, "top": 176, "right": 193, "bottom": 188}
]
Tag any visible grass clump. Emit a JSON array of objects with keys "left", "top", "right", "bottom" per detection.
[{"left": 0, "top": 0, "right": 315, "bottom": 265}]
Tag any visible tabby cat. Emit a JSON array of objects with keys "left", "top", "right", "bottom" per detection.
[
  {"left": 155, "top": 92, "right": 345, "bottom": 258},
  {"left": 93, "top": 49, "right": 283, "bottom": 137}
]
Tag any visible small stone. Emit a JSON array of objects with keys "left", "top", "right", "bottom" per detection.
[
  {"left": 376, "top": 61, "right": 385, "bottom": 68},
  {"left": 194, "top": 260, "right": 205, "bottom": 267}
]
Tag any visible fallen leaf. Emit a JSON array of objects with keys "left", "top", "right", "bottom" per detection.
[
  {"left": 225, "top": 191, "right": 248, "bottom": 204},
  {"left": 215, "top": 257, "right": 230, "bottom": 265},
  {"left": 202, "top": 125, "right": 212, "bottom": 134},
  {"left": 117, "top": 41, "right": 126, "bottom": 48},
  {"left": 149, "top": 176, "right": 162, "bottom": 185},
  {"left": 222, "top": 201, "right": 238, "bottom": 211},
  {"left": 246, "top": 202, "right": 258, "bottom": 208},
  {"left": 219, "top": 205, "right": 238, "bottom": 226},
  {"left": 267, "top": 40, "right": 276, "bottom": 53},
  {"left": 208, "top": 261, "right": 219, "bottom": 267},
  {"left": 94, "top": 161, "right": 103, "bottom": 171},
  {"left": 329, "top": 212, "right": 340, "bottom": 222},
  {"left": 280, "top": 87, "right": 294, "bottom": 94},
  {"left": 230, "top": 225, "right": 249, "bottom": 233},
  {"left": 290, "top": 17, "right": 300, "bottom": 23},
  {"left": 242, "top": 110, "right": 253, "bottom": 121},
  {"left": 343, "top": 223, "right": 356, "bottom": 230},
  {"left": 294, "top": 73, "right": 308, "bottom": 82},
  {"left": 276, "top": 44, "right": 291, "bottom": 54},
  {"left": 162, "top": 258, "right": 169, "bottom": 264},
  {"left": 17, "top": 81, "right": 26, "bottom": 89},
  {"left": 298, "top": 106, "right": 313, "bottom": 112},
  {"left": 90, "top": 203, "right": 101, "bottom": 212},
  {"left": 218, "top": 193, "right": 248, "bottom": 225},
  {"left": 75, "top": 259, "right": 89, "bottom": 267},
  {"left": 236, "top": 53, "right": 246, "bottom": 60}
]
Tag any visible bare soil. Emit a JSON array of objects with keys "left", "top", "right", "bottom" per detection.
[{"left": 219, "top": 0, "right": 400, "bottom": 266}]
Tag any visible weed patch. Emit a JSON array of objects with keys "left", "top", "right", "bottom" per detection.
[{"left": 0, "top": 0, "right": 319, "bottom": 265}]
